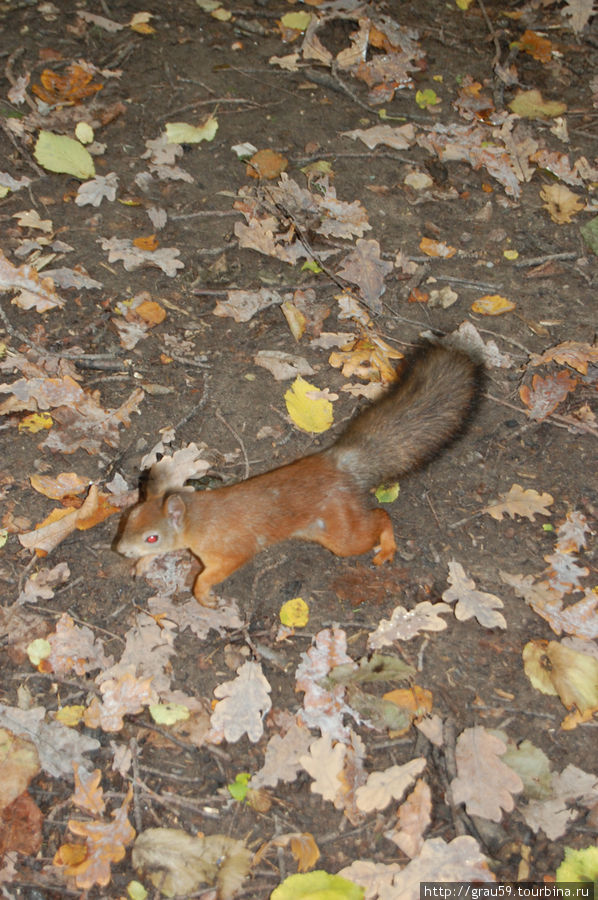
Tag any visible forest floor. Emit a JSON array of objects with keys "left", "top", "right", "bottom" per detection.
[{"left": 0, "top": 0, "right": 597, "bottom": 898}]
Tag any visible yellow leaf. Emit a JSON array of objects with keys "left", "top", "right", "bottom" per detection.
[
  {"left": 165, "top": 116, "right": 218, "bottom": 144},
  {"left": 509, "top": 88, "right": 566, "bottom": 119},
  {"left": 280, "top": 11, "right": 313, "bottom": 31},
  {"left": 34, "top": 131, "right": 95, "bottom": 180},
  {"left": 211, "top": 7, "right": 232, "bottom": 20},
  {"left": 503, "top": 249, "right": 519, "bottom": 260},
  {"left": 56, "top": 705, "right": 86, "bottom": 727},
  {"left": 281, "top": 301, "right": 306, "bottom": 341},
  {"left": 74, "top": 122, "right": 94, "bottom": 145},
  {"left": 284, "top": 377, "right": 333, "bottom": 434},
  {"left": 471, "top": 294, "right": 515, "bottom": 315},
  {"left": 27, "top": 638, "right": 51, "bottom": 666},
  {"left": 280, "top": 597, "right": 310, "bottom": 628},
  {"left": 18, "top": 412, "right": 53, "bottom": 433},
  {"left": 129, "top": 12, "right": 155, "bottom": 33},
  {"left": 127, "top": 881, "right": 148, "bottom": 900},
  {"left": 149, "top": 703, "right": 190, "bottom": 725}
]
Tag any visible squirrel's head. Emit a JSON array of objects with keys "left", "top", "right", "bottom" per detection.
[{"left": 116, "top": 493, "right": 187, "bottom": 559}]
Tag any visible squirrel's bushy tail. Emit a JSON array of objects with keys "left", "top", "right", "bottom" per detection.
[{"left": 327, "top": 344, "right": 480, "bottom": 490}]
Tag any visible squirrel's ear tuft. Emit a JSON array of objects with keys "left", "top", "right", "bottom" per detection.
[{"left": 164, "top": 493, "right": 186, "bottom": 530}]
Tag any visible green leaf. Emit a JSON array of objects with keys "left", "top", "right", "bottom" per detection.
[
  {"left": 301, "top": 259, "right": 322, "bottom": 273},
  {"left": 228, "top": 772, "right": 251, "bottom": 802},
  {"left": 415, "top": 89, "right": 441, "bottom": 109},
  {"left": 580, "top": 216, "right": 598, "bottom": 255},
  {"left": 34, "top": 130, "right": 95, "bottom": 180},
  {"left": 556, "top": 846, "right": 598, "bottom": 884},
  {"left": 271, "top": 870, "right": 365, "bottom": 899},
  {"left": 375, "top": 482, "right": 399, "bottom": 503}
]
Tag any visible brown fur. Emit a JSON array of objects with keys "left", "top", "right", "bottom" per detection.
[{"left": 117, "top": 345, "right": 480, "bottom": 605}]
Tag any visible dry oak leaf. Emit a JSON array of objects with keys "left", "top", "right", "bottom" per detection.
[
  {"left": 32, "top": 64, "right": 103, "bottom": 105},
  {"left": 210, "top": 661, "right": 272, "bottom": 744},
  {"left": 355, "top": 758, "right": 426, "bottom": 813},
  {"left": 391, "top": 835, "right": 495, "bottom": 896},
  {"left": 213, "top": 288, "right": 284, "bottom": 322},
  {"left": 84, "top": 669, "right": 157, "bottom": 733},
  {"left": 0, "top": 248, "right": 64, "bottom": 312},
  {"left": 29, "top": 471, "right": 89, "bottom": 500},
  {"left": 555, "top": 510, "right": 591, "bottom": 554},
  {"left": 258, "top": 831, "right": 321, "bottom": 874},
  {"left": 251, "top": 720, "right": 313, "bottom": 789},
  {"left": 337, "top": 239, "right": 393, "bottom": 312},
  {"left": 520, "top": 371, "right": 578, "bottom": 421},
  {"left": 296, "top": 627, "right": 355, "bottom": 741},
  {"left": 522, "top": 763, "right": 598, "bottom": 840},
  {"left": 385, "top": 778, "right": 431, "bottom": 859},
  {"left": 64, "top": 787, "right": 134, "bottom": 889},
  {"left": 342, "top": 123, "right": 416, "bottom": 150},
  {"left": 98, "top": 236, "right": 184, "bottom": 276},
  {"left": 147, "top": 594, "right": 244, "bottom": 640},
  {"left": 500, "top": 572, "right": 598, "bottom": 640},
  {"left": 0, "top": 728, "right": 40, "bottom": 813},
  {"left": 46, "top": 612, "right": 114, "bottom": 677},
  {"left": 540, "top": 183, "right": 585, "bottom": 224},
  {"left": 529, "top": 340, "right": 598, "bottom": 375},
  {"left": 544, "top": 550, "right": 589, "bottom": 594},
  {"left": 16, "top": 562, "right": 70, "bottom": 603},
  {"left": 563, "top": 0, "right": 596, "bottom": 32},
  {"left": 416, "top": 122, "right": 521, "bottom": 197},
  {"left": 450, "top": 726, "right": 523, "bottom": 822},
  {"left": 0, "top": 790, "right": 43, "bottom": 857},
  {"left": 71, "top": 763, "right": 105, "bottom": 816},
  {"left": 0, "top": 704, "right": 100, "bottom": 779},
  {"left": 442, "top": 560, "right": 506, "bottom": 629},
  {"left": 299, "top": 734, "right": 346, "bottom": 803},
  {"left": 419, "top": 236, "right": 457, "bottom": 258},
  {"left": 18, "top": 484, "right": 102, "bottom": 556},
  {"left": 483, "top": 483, "right": 553, "bottom": 521},
  {"left": 368, "top": 601, "right": 451, "bottom": 647}
]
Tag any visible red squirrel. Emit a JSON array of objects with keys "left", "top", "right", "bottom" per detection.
[{"left": 117, "top": 345, "right": 479, "bottom": 606}]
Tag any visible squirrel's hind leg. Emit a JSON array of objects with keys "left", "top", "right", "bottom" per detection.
[{"left": 312, "top": 506, "right": 397, "bottom": 564}]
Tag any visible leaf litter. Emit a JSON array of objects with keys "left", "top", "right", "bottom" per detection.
[{"left": 0, "top": 0, "right": 596, "bottom": 896}]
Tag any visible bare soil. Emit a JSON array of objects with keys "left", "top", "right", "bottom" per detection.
[{"left": 0, "top": 0, "right": 596, "bottom": 897}]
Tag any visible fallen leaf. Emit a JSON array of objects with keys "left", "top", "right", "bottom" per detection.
[
  {"left": 509, "top": 88, "right": 567, "bottom": 119},
  {"left": 451, "top": 726, "right": 523, "bottom": 821},
  {"left": 540, "top": 183, "right": 585, "bottom": 223},
  {"left": 247, "top": 148, "right": 288, "bottom": 180},
  {"left": 34, "top": 131, "right": 95, "bottom": 180},
  {"left": 355, "top": 758, "right": 426, "bottom": 813},
  {"left": 520, "top": 371, "right": 578, "bottom": 420},
  {"left": 471, "top": 294, "right": 515, "bottom": 315},
  {"left": 442, "top": 560, "right": 507, "bottom": 629},
  {"left": 483, "top": 483, "right": 553, "bottom": 521},
  {"left": 285, "top": 376, "right": 334, "bottom": 434},
  {"left": 210, "top": 661, "right": 272, "bottom": 743}
]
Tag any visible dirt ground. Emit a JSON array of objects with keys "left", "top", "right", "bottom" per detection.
[{"left": 0, "top": 0, "right": 597, "bottom": 897}]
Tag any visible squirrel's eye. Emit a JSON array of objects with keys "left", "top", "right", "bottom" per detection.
[{"left": 146, "top": 534, "right": 159, "bottom": 544}]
